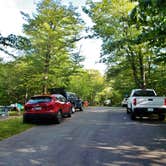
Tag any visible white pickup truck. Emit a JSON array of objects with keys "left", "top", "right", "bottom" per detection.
[{"left": 127, "top": 89, "right": 166, "bottom": 120}]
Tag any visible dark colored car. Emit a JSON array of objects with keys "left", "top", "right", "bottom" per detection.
[
  {"left": 66, "top": 92, "right": 77, "bottom": 113},
  {"left": 66, "top": 92, "right": 83, "bottom": 111},
  {"left": 23, "top": 94, "right": 72, "bottom": 124},
  {"left": 74, "top": 98, "right": 84, "bottom": 111},
  {"left": 48, "top": 88, "right": 83, "bottom": 112}
]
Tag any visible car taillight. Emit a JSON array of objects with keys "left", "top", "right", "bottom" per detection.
[
  {"left": 25, "top": 106, "right": 31, "bottom": 111},
  {"left": 164, "top": 98, "right": 166, "bottom": 106},
  {"left": 133, "top": 98, "right": 137, "bottom": 106}
]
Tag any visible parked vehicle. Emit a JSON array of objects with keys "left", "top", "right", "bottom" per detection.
[
  {"left": 103, "top": 99, "right": 111, "bottom": 106},
  {"left": 74, "top": 98, "right": 84, "bottom": 111},
  {"left": 66, "top": 92, "right": 77, "bottom": 112},
  {"left": 127, "top": 89, "right": 166, "bottom": 120},
  {"left": 0, "top": 106, "right": 9, "bottom": 117},
  {"left": 49, "top": 88, "right": 83, "bottom": 112},
  {"left": 23, "top": 94, "right": 72, "bottom": 124},
  {"left": 121, "top": 97, "right": 128, "bottom": 107},
  {"left": 67, "top": 92, "right": 83, "bottom": 111}
]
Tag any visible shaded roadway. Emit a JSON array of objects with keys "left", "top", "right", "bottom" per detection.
[{"left": 0, "top": 107, "right": 166, "bottom": 166}]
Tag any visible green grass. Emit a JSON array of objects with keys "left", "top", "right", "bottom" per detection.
[
  {"left": 8, "top": 111, "right": 21, "bottom": 116},
  {"left": 0, "top": 117, "right": 35, "bottom": 141}
]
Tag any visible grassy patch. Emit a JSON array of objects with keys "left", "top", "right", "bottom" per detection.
[
  {"left": 0, "top": 117, "right": 34, "bottom": 141},
  {"left": 8, "top": 111, "right": 22, "bottom": 116}
]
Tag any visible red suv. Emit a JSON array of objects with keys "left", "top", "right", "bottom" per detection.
[{"left": 23, "top": 94, "right": 72, "bottom": 123}]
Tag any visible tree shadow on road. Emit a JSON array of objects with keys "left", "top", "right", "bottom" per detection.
[
  {"left": 77, "top": 108, "right": 166, "bottom": 166},
  {"left": 0, "top": 107, "right": 166, "bottom": 166}
]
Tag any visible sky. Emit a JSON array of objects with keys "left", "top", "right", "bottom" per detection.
[{"left": 0, "top": 0, "right": 106, "bottom": 74}]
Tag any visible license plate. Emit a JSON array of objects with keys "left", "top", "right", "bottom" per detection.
[
  {"left": 148, "top": 108, "right": 154, "bottom": 112},
  {"left": 34, "top": 107, "right": 41, "bottom": 111}
]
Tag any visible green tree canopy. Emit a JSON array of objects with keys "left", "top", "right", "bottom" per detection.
[
  {"left": 0, "top": 34, "right": 30, "bottom": 58},
  {"left": 22, "top": 0, "right": 84, "bottom": 94},
  {"left": 83, "top": 0, "right": 166, "bottom": 100}
]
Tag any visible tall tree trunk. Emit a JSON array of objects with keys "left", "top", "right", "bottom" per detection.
[
  {"left": 125, "top": 46, "right": 140, "bottom": 87},
  {"left": 147, "top": 56, "right": 152, "bottom": 86},
  {"left": 43, "top": 52, "right": 50, "bottom": 94},
  {"left": 138, "top": 49, "right": 146, "bottom": 89},
  {"left": 43, "top": 41, "right": 51, "bottom": 94}
]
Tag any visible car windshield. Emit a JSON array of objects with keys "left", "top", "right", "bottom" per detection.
[
  {"left": 28, "top": 96, "right": 52, "bottom": 104},
  {"left": 67, "top": 93, "right": 77, "bottom": 98},
  {"left": 133, "top": 90, "right": 156, "bottom": 97}
]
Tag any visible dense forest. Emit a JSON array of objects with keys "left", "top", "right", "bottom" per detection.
[{"left": 0, "top": 0, "right": 165, "bottom": 106}]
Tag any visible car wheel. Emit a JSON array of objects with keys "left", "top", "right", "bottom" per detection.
[
  {"left": 131, "top": 112, "right": 136, "bottom": 120},
  {"left": 67, "top": 108, "right": 72, "bottom": 117},
  {"left": 23, "top": 116, "right": 28, "bottom": 123},
  {"left": 71, "top": 107, "right": 75, "bottom": 113},
  {"left": 126, "top": 107, "right": 130, "bottom": 114},
  {"left": 56, "top": 111, "right": 62, "bottom": 124},
  {"left": 80, "top": 107, "right": 83, "bottom": 111}
]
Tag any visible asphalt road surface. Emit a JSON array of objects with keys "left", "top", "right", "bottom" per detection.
[{"left": 0, "top": 107, "right": 166, "bottom": 166}]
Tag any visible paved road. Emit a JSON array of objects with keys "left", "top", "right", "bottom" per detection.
[{"left": 0, "top": 107, "right": 166, "bottom": 166}]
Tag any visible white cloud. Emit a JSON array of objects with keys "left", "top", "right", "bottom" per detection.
[
  {"left": 0, "top": 9, "right": 22, "bottom": 35},
  {"left": 0, "top": 0, "right": 36, "bottom": 35},
  {"left": 78, "top": 38, "right": 106, "bottom": 74},
  {"left": 0, "top": 0, "right": 16, "bottom": 8}
]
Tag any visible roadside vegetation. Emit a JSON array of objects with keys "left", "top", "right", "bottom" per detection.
[
  {"left": 84, "top": 0, "right": 166, "bottom": 98},
  {"left": 0, "top": 117, "right": 34, "bottom": 141},
  {"left": 0, "top": 0, "right": 165, "bottom": 107}
]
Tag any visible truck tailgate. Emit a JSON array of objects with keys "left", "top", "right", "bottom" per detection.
[{"left": 136, "top": 97, "right": 165, "bottom": 108}]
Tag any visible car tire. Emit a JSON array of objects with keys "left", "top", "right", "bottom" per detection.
[
  {"left": 131, "top": 112, "right": 136, "bottom": 120},
  {"left": 71, "top": 107, "right": 75, "bottom": 113},
  {"left": 67, "top": 108, "right": 72, "bottom": 117},
  {"left": 23, "top": 116, "right": 28, "bottom": 123},
  {"left": 56, "top": 111, "right": 62, "bottom": 124},
  {"left": 126, "top": 107, "right": 130, "bottom": 114},
  {"left": 80, "top": 107, "right": 83, "bottom": 111}
]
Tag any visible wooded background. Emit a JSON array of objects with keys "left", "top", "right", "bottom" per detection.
[{"left": 0, "top": 0, "right": 165, "bottom": 106}]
